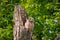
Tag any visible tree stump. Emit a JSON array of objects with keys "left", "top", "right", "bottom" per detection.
[{"left": 13, "top": 5, "right": 34, "bottom": 40}]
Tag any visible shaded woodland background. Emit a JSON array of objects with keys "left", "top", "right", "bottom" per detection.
[{"left": 0, "top": 0, "right": 60, "bottom": 40}]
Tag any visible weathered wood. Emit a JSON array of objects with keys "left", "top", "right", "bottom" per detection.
[
  {"left": 54, "top": 34, "right": 60, "bottom": 40},
  {"left": 13, "top": 5, "right": 34, "bottom": 40}
]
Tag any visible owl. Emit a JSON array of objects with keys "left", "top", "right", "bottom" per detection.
[{"left": 25, "top": 17, "right": 34, "bottom": 31}]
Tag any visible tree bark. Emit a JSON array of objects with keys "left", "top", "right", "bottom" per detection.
[
  {"left": 54, "top": 34, "right": 60, "bottom": 40},
  {"left": 13, "top": 5, "right": 34, "bottom": 40}
]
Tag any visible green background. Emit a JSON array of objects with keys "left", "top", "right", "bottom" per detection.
[{"left": 0, "top": 0, "right": 60, "bottom": 40}]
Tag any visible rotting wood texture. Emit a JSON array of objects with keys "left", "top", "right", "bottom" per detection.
[{"left": 13, "top": 5, "right": 34, "bottom": 40}]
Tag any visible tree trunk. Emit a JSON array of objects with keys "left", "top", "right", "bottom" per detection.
[{"left": 13, "top": 5, "right": 34, "bottom": 40}]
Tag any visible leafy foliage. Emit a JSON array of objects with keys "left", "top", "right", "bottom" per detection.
[{"left": 0, "top": 0, "right": 60, "bottom": 40}]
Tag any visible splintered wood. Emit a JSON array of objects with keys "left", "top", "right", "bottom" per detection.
[{"left": 13, "top": 5, "right": 34, "bottom": 40}]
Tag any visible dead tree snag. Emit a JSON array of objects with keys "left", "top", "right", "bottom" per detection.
[{"left": 13, "top": 5, "right": 34, "bottom": 40}]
